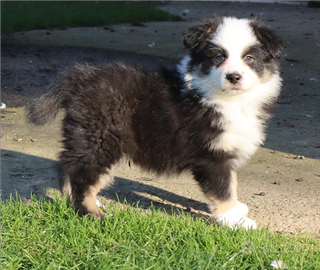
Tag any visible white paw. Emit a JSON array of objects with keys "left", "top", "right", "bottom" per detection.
[
  {"left": 237, "top": 201, "right": 249, "bottom": 216},
  {"left": 215, "top": 203, "right": 257, "bottom": 230}
]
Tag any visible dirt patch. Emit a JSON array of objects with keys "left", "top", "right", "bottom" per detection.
[{"left": 1, "top": 2, "right": 319, "bottom": 237}]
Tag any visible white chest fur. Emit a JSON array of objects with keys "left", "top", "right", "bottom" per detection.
[{"left": 209, "top": 95, "right": 265, "bottom": 166}]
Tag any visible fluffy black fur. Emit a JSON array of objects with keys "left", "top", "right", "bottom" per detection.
[{"left": 27, "top": 63, "right": 232, "bottom": 203}]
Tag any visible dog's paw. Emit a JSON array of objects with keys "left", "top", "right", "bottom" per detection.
[
  {"left": 235, "top": 216, "right": 257, "bottom": 230},
  {"left": 216, "top": 213, "right": 257, "bottom": 230},
  {"left": 237, "top": 200, "right": 249, "bottom": 216},
  {"left": 215, "top": 203, "right": 257, "bottom": 230}
]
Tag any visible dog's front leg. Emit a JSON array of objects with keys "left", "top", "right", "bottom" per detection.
[{"left": 193, "top": 165, "right": 257, "bottom": 230}]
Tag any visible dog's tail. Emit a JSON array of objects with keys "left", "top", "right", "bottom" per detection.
[
  {"left": 26, "top": 84, "right": 66, "bottom": 125},
  {"left": 26, "top": 67, "right": 75, "bottom": 125}
]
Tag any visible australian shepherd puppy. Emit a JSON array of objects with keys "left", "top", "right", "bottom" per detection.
[{"left": 27, "top": 17, "right": 283, "bottom": 230}]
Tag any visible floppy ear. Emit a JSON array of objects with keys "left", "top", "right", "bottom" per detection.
[
  {"left": 250, "top": 21, "right": 284, "bottom": 59},
  {"left": 182, "top": 18, "right": 222, "bottom": 52}
]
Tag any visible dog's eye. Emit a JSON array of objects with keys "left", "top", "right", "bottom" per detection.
[
  {"left": 244, "top": 55, "right": 254, "bottom": 63},
  {"left": 215, "top": 55, "right": 225, "bottom": 62}
]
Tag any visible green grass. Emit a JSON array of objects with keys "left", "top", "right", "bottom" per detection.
[
  {"left": 1, "top": 195, "right": 319, "bottom": 270},
  {"left": 1, "top": 1, "right": 180, "bottom": 34}
]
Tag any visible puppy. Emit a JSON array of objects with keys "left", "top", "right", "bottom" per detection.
[{"left": 27, "top": 17, "right": 283, "bottom": 230}]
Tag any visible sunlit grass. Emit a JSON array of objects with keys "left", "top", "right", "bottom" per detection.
[{"left": 1, "top": 194, "right": 319, "bottom": 269}]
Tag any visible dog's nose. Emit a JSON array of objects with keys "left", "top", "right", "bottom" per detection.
[{"left": 226, "top": 73, "right": 242, "bottom": 84}]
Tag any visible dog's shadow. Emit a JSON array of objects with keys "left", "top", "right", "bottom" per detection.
[
  {"left": 101, "top": 176, "right": 211, "bottom": 218},
  {"left": 2, "top": 149, "right": 211, "bottom": 219}
]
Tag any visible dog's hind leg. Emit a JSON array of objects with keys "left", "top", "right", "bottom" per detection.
[
  {"left": 58, "top": 124, "right": 120, "bottom": 219},
  {"left": 72, "top": 170, "right": 113, "bottom": 219},
  {"left": 60, "top": 151, "right": 115, "bottom": 218},
  {"left": 57, "top": 95, "right": 124, "bottom": 218},
  {"left": 57, "top": 160, "right": 114, "bottom": 218}
]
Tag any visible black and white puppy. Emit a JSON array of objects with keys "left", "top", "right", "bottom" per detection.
[{"left": 27, "top": 17, "right": 283, "bottom": 230}]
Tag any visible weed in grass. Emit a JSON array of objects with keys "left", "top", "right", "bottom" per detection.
[{"left": 1, "top": 194, "right": 319, "bottom": 269}]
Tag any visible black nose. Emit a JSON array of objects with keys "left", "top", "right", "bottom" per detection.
[{"left": 226, "top": 73, "right": 242, "bottom": 84}]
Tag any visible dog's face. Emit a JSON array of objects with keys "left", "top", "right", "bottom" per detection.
[{"left": 180, "top": 17, "right": 284, "bottom": 97}]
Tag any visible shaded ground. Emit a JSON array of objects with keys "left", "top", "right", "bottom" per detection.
[{"left": 1, "top": 2, "right": 320, "bottom": 236}]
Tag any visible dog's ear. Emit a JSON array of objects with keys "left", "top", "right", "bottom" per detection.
[
  {"left": 250, "top": 21, "right": 284, "bottom": 59},
  {"left": 182, "top": 18, "right": 222, "bottom": 52}
]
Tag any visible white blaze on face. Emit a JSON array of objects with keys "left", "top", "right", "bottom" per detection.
[{"left": 210, "top": 17, "right": 260, "bottom": 93}]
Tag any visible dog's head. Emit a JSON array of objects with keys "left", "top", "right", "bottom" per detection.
[{"left": 180, "top": 17, "right": 284, "bottom": 97}]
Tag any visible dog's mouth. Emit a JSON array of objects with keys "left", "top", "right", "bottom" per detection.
[
  {"left": 218, "top": 87, "right": 244, "bottom": 95},
  {"left": 230, "top": 86, "right": 243, "bottom": 91},
  {"left": 221, "top": 84, "right": 243, "bottom": 92},
  {"left": 229, "top": 87, "right": 243, "bottom": 92}
]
